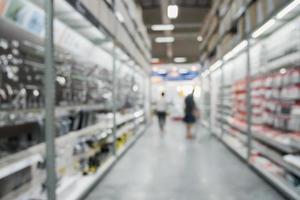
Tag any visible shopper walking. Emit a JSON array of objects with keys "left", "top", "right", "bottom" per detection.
[
  {"left": 156, "top": 92, "right": 168, "bottom": 132},
  {"left": 183, "top": 90, "right": 198, "bottom": 139}
]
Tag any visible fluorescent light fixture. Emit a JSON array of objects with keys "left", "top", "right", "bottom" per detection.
[
  {"left": 174, "top": 57, "right": 187, "bottom": 63},
  {"left": 224, "top": 40, "right": 248, "bottom": 61},
  {"left": 151, "top": 24, "right": 175, "bottom": 31},
  {"left": 151, "top": 58, "right": 160, "bottom": 63},
  {"left": 210, "top": 60, "right": 223, "bottom": 72},
  {"left": 116, "top": 12, "right": 124, "bottom": 23},
  {"left": 197, "top": 36, "right": 203, "bottom": 42},
  {"left": 168, "top": 5, "right": 179, "bottom": 19},
  {"left": 252, "top": 19, "right": 276, "bottom": 38},
  {"left": 155, "top": 36, "right": 175, "bottom": 43},
  {"left": 277, "top": 0, "right": 300, "bottom": 19}
]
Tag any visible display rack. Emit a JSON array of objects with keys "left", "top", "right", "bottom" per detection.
[
  {"left": 200, "top": 1, "right": 300, "bottom": 199},
  {"left": 0, "top": 0, "right": 150, "bottom": 199}
]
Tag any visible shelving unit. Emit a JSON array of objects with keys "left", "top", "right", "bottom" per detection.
[
  {"left": 200, "top": 1, "right": 300, "bottom": 199},
  {"left": 0, "top": 0, "right": 151, "bottom": 199}
]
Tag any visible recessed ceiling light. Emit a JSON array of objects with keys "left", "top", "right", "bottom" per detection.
[
  {"left": 174, "top": 57, "right": 187, "bottom": 63},
  {"left": 197, "top": 36, "right": 203, "bottom": 42},
  {"left": 151, "top": 58, "right": 160, "bottom": 63},
  {"left": 155, "top": 36, "right": 175, "bottom": 43},
  {"left": 168, "top": 5, "right": 178, "bottom": 19},
  {"left": 151, "top": 24, "right": 175, "bottom": 31}
]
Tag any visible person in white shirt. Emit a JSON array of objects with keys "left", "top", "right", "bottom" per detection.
[{"left": 156, "top": 92, "right": 168, "bottom": 132}]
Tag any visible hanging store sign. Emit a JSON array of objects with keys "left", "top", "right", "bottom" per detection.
[{"left": 152, "top": 70, "right": 199, "bottom": 81}]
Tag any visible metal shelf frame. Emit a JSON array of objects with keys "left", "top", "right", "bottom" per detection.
[
  {"left": 201, "top": 1, "right": 300, "bottom": 199},
  {"left": 0, "top": 1, "right": 151, "bottom": 199}
]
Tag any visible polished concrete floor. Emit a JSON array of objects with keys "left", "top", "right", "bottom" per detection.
[{"left": 86, "top": 120, "right": 285, "bottom": 200}]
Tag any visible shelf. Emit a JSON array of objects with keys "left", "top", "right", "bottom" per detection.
[
  {"left": 221, "top": 133, "right": 248, "bottom": 160},
  {"left": 212, "top": 128, "right": 222, "bottom": 138},
  {"left": 223, "top": 124, "right": 248, "bottom": 145},
  {"left": 58, "top": 124, "right": 146, "bottom": 200},
  {"left": 252, "top": 131, "right": 296, "bottom": 154},
  {"left": 290, "top": 139, "right": 300, "bottom": 151},
  {"left": 254, "top": 142, "right": 300, "bottom": 178},
  {"left": 0, "top": 104, "right": 108, "bottom": 128},
  {"left": 0, "top": 111, "right": 144, "bottom": 170},
  {"left": 115, "top": 122, "right": 135, "bottom": 138},
  {"left": 259, "top": 51, "right": 300, "bottom": 76},
  {"left": 58, "top": 156, "right": 116, "bottom": 200},
  {"left": 251, "top": 162, "right": 300, "bottom": 200},
  {"left": 116, "top": 124, "right": 146, "bottom": 157}
]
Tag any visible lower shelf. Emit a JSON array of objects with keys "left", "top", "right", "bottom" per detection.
[
  {"left": 57, "top": 125, "right": 147, "bottom": 200},
  {"left": 212, "top": 128, "right": 300, "bottom": 200},
  {"left": 251, "top": 161, "right": 300, "bottom": 200}
]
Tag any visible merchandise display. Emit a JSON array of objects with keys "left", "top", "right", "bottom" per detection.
[
  {"left": 200, "top": 1, "right": 300, "bottom": 199},
  {"left": 0, "top": 0, "right": 150, "bottom": 199}
]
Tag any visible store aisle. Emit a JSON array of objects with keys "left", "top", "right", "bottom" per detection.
[{"left": 86, "top": 120, "right": 285, "bottom": 200}]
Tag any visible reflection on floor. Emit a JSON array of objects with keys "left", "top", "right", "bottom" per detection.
[{"left": 86, "top": 120, "right": 285, "bottom": 200}]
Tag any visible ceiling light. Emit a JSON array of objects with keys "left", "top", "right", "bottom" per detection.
[
  {"left": 224, "top": 40, "right": 248, "bottom": 61},
  {"left": 155, "top": 36, "right": 175, "bottom": 43},
  {"left": 277, "top": 0, "right": 300, "bottom": 19},
  {"left": 252, "top": 19, "right": 276, "bottom": 38},
  {"left": 197, "top": 36, "right": 203, "bottom": 42},
  {"left": 168, "top": 5, "right": 178, "bottom": 19},
  {"left": 151, "top": 58, "right": 160, "bottom": 63},
  {"left": 116, "top": 12, "right": 124, "bottom": 23},
  {"left": 33, "top": 89, "right": 40, "bottom": 97},
  {"left": 151, "top": 24, "right": 175, "bottom": 31},
  {"left": 174, "top": 57, "right": 187, "bottom": 63}
]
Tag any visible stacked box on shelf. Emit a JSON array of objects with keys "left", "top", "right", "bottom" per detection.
[
  {"left": 257, "top": 68, "right": 300, "bottom": 132},
  {"left": 249, "top": 68, "right": 300, "bottom": 199},
  {"left": 233, "top": 79, "right": 247, "bottom": 122},
  {"left": 251, "top": 77, "right": 266, "bottom": 125}
]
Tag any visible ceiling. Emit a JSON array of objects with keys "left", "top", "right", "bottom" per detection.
[{"left": 137, "top": 0, "right": 211, "bottom": 64}]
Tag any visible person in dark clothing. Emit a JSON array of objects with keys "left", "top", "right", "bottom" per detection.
[{"left": 183, "top": 90, "right": 198, "bottom": 139}]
